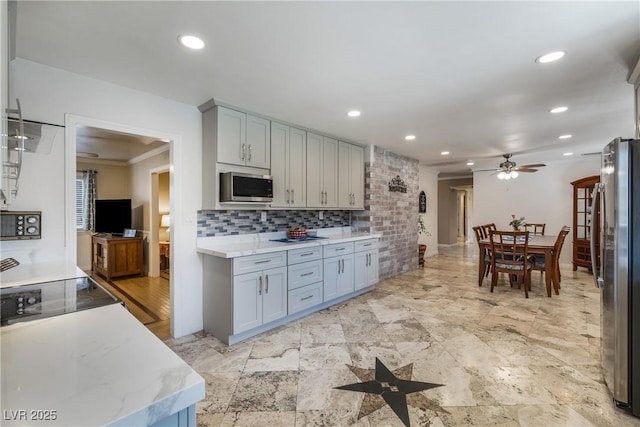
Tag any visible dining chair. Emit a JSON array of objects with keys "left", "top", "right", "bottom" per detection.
[
  {"left": 532, "top": 226, "right": 570, "bottom": 287},
  {"left": 481, "top": 223, "right": 496, "bottom": 237},
  {"left": 473, "top": 226, "right": 491, "bottom": 286},
  {"left": 524, "top": 223, "right": 546, "bottom": 235},
  {"left": 489, "top": 230, "right": 535, "bottom": 298}
]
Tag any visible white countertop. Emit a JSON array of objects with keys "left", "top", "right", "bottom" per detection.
[
  {"left": 1, "top": 304, "right": 205, "bottom": 426},
  {"left": 0, "top": 261, "right": 84, "bottom": 289},
  {"left": 197, "top": 227, "right": 381, "bottom": 258}
]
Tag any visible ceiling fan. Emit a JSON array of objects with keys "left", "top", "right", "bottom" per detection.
[{"left": 478, "top": 154, "right": 546, "bottom": 180}]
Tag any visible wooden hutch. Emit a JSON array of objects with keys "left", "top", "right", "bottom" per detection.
[{"left": 571, "top": 175, "right": 600, "bottom": 272}]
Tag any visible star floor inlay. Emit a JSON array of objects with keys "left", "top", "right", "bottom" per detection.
[{"left": 335, "top": 357, "right": 445, "bottom": 426}]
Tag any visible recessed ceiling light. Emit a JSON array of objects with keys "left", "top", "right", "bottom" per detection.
[
  {"left": 405, "top": 135, "right": 416, "bottom": 141},
  {"left": 441, "top": 151, "right": 450, "bottom": 156},
  {"left": 347, "top": 110, "right": 361, "bottom": 118},
  {"left": 558, "top": 134, "right": 572, "bottom": 139},
  {"left": 563, "top": 152, "right": 574, "bottom": 156},
  {"left": 178, "top": 34, "right": 205, "bottom": 50},
  {"left": 466, "top": 161, "right": 474, "bottom": 166},
  {"left": 550, "top": 106, "right": 568, "bottom": 114},
  {"left": 535, "top": 50, "right": 566, "bottom": 64}
]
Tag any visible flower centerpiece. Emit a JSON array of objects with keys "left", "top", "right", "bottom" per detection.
[{"left": 509, "top": 215, "right": 526, "bottom": 230}]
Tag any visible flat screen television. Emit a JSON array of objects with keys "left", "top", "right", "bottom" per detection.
[{"left": 94, "top": 199, "right": 132, "bottom": 235}]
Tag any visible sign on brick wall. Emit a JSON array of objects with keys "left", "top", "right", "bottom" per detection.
[{"left": 388, "top": 175, "right": 407, "bottom": 193}]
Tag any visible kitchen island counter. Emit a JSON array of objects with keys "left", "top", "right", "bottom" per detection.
[
  {"left": 1, "top": 303, "right": 204, "bottom": 426},
  {"left": 197, "top": 227, "right": 381, "bottom": 258}
]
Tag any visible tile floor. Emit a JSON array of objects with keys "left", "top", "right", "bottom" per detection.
[{"left": 165, "top": 244, "right": 640, "bottom": 426}]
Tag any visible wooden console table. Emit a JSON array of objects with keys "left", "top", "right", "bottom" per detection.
[{"left": 92, "top": 234, "right": 143, "bottom": 280}]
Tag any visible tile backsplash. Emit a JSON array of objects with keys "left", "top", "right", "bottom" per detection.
[{"left": 197, "top": 210, "right": 352, "bottom": 237}]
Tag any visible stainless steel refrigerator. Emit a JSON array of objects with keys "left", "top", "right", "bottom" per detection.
[{"left": 592, "top": 137, "right": 640, "bottom": 416}]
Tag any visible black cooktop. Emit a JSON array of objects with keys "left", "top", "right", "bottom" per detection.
[{"left": 1, "top": 276, "right": 121, "bottom": 326}]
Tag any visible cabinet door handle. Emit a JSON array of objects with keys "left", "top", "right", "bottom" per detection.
[
  {"left": 341, "top": 258, "right": 344, "bottom": 273},
  {"left": 248, "top": 144, "right": 252, "bottom": 161},
  {"left": 291, "top": 189, "right": 294, "bottom": 204},
  {"left": 254, "top": 259, "right": 271, "bottom": 264},
  {"left": 367, "top": 253, "right": 371, "bottom": 266},
  {"left": 241, "top": 144, "right": 246, "bottom": 160},
  {"left": 258, "top": 275, "right": 263, "bottom": 295},
  {"left": 337, "top": 261, "right": 340, "bottom": 274},
  {"left": 301, "top": 271, "right": 314, "bottom": 277},
  {"left": 265, "top": 274, "right": 269, "bottom": 293},
  {"left": 286, "top": 189, "right": 290, "bottom": 204}
]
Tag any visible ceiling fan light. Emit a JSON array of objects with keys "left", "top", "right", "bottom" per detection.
[
  {"left": 511, "top": 171, "right": 519, "bottom": 179},
  {"left": 504, "top": 173, "right": 512, "bottom": 180},
  {"left": 497, "top": 171, "right": 506, "bottom": 180}
]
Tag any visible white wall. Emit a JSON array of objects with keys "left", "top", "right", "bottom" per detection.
[
  {"left": 2, "top": 127, "right": 66, "bottom": 263},
  {"left": 418, "top": 165, "right": 439, "bottom": 257},
  {"left": 473, "top": 155, "right": 601, "bottom": 264},
  {"left": 11, "top": 58, "right": 202, "bottom": 338}
]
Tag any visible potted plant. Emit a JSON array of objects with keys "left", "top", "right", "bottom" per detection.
[{"left": 418, "top": 215, "right": 431, "bottom": 267}]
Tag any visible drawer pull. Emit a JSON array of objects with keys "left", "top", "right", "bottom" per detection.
[
  {"left": 363, "top": 243, "right": 372, "bottom": 247},
  {"left": 254, "top": 259, "right": 272, "bottom": 264},
  {"left": 335, "top": 248, "right": 345, "bottom": 251},
  {"left": 301, "top": 295, "right": 314, "bottom": 301},
  {"left": 301, "top": 272, "right": 314, "bottom": 277},
  {"left": 300, "top": 252, "right": 314, "bottom": 257}
]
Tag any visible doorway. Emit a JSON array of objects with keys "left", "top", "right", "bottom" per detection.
[{"left": 70, "top": 116, "right": 172, "bottom": 338}]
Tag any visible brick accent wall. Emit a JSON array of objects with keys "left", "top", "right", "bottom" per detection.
[{"left": 353, "top": 146, "right": 419, "bottom": 280}]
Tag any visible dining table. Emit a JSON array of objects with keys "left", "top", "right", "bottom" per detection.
[{"left": 479, "top": 234, "right": 559, "bottom": 297}]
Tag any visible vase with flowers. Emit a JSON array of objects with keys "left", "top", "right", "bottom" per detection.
[{"left": 509, "top": 215, "right": 526, "bottom": 230}]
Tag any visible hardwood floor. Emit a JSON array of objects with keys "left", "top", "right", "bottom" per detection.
[{"left": 87, "top": 271, "right": 171, "bottom": 339}]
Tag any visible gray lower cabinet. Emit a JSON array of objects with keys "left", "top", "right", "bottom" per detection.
[
  {"left": 233, "top": 266, "right": 287, "bottom": 334},
  {"left": 150, "top": 404, "right": 196, "bottom": 427},
  {"left": 203, "top": 239, "right": 378, "bottom": 344},
  {"left": 323, "top": 242, "right": 355, "bottom": 301},
  {"left": 287, "top": 246, "right": 323, "bottom": 315},
  {"left": 354, "top": 239, "right": 379, "bottom": 290}
]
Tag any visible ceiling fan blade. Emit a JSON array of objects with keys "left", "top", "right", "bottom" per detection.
[
  {"left": 475, "top": 168, "right": 500, "bottom": 172},
  {"left": 518, "top": 163, "right": 546, "bottom": 168},
  {"left": 517, "top": 168, "right": 538, "bottom": 173}
]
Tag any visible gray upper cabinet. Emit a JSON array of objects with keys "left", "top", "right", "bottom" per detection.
[
  {"left": 338, "top": 142, "right": 364, "bottom": 209},
  {"left": 271, "top": 122, "right": 306, "bottom": 208},
  {"left": 216, "top": 106, "right": 270, "bottom": 169},
  {"left": 307, "top": 133, "right": 338, "bottom": 208}
]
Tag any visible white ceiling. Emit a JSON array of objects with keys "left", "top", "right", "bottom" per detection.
[
  {"left": 75, "top": 126, "right": 168, "bottom": 163},
  {"left": 13, "top": 1, "right": 640, "bottom": 175}
]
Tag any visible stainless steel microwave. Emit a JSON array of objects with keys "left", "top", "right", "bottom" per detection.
[
  {"left": 1, "top": 211, "right": 42, "bottom": 240},
  {"left": 220, "top": 172, "right": 273, "bottom": 203}
]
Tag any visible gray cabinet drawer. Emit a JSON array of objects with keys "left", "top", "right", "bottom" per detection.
[
  {"left": 288, "top": 259, "right": 323, "bottom": 290},
  {"left": 288, "top": 282, "right": 323, "bottom": 315},
  {"left": 323, "top": 242, "right": 354, "bottom": 258},
  {"left": 233, "top": 251, "right": 287, "bottom": 276},
  {"left": 288, "top": 246, "right": 322, "bottom": 265},
  {"left": 355, "top": 239, "right": 378, "bottom": 252}
]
